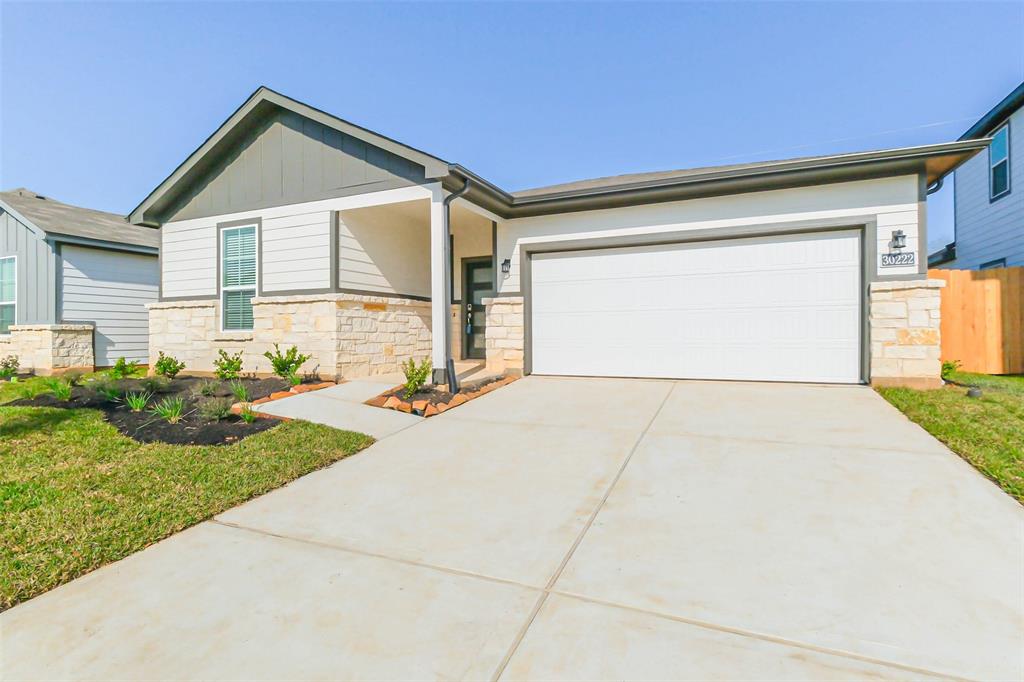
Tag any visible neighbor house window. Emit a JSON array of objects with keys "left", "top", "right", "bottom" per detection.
[
  {"left": 0, "top": 256, "right": 15, "bottom": 335},
  {"left": 981, "top": 257, "right": 1006, "bottom": 270},
  {"left": 990, "top": 124, "right": 1011, "bottom": 200},
  {"left": 221, "top": 225, "right": 257, "bottom": 330}
]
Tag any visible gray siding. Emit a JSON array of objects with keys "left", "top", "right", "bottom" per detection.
[
  {"left": 60, "top": 245, "right": 159, "bottom": 365},
  {"left": 0, "top": 209, "right": 56, "bottom": 326},
  {"left": 950, "top": 107, "right": 1024, "bottom": 268},
  {"left": 166, "top": 109, "right": 427, "bottom": 223}
]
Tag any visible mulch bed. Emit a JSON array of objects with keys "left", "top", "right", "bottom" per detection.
[
  {"left": 366, "top": 374, "right": 517, "bottom": 416},
  {"left": 8, "top": 376, "right": 334, "bottom": 446}
]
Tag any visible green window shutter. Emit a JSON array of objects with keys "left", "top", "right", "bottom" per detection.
[{"left": 222, "top": 289, "right": 254, "bottom": 330}]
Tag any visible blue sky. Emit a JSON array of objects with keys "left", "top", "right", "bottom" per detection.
[{"left": 2, "top": 2, "right": 1023, "bottom": 250}]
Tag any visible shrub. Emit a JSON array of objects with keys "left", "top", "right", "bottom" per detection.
[
  {"left": 0, "top": 355, "right": 20, "bottom": 380},
  {"left": 122, "top": 391, "right": 152, "bottom": 412},
  {"left": 140, "top": 376, "right": 170, "bottom": 394},
  {"left": 941, "top": 360, "right": 961, "bottom": 381},
  {"left": 150, "top": 396, "right": 186, "bottom": 424},
  {"left": 199, "top": 397, "right": 233, "bottom": 421},
  {"left": 109, "top": 357, "right": 141, "bottom": 380},
  {"left": 229, "top": 379, "right": 250, "bottom": 403},
  {"left": 62, "top": 371, "right": 86, "bottom": 386},
  {"left": 194, "top": 379, "right": 220, "bottom": 397},
  {"left": 91, "top": 379, "right": 122, "bottom": 402},
  {"left": 401, "top": 357, "right": 432, "bottom": 399},
  {"left": 214, "top": 350, "right": 243, "bottom": 381},
  {"left": 263, "top": 344, "right": 311, "bottom": 386},
  {"left": 153, "top": 351, "right": 186, "bottom": 379},
  {"left": 43, "top": 377, "right": 72, "bottom": 401},
  {"left": 239, "top": 404, "right": 258, "bottom": 424}
]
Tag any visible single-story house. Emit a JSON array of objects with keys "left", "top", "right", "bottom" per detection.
[
  {"left": 0, "top": 189, "right": 159, "bottom": 374},
  {"left": 130, "top": 87, "right": 985, "bottom": 389}
]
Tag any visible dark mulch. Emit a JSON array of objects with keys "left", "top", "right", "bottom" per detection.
[
  {"left": 8, "top": 375, "right": 313, "bottom": 446},
  {"left": 389, "top": 374, "right": 509, "bottom": 407}
]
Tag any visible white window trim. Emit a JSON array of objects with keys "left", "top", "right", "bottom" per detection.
[
  {"left": 219, "top": 223, "right": 259, "bottom": 333},
  {"left": 0, "top": 255, "right": 15, "bottom": 336},
  {"left": 990, "top": 123, "right": 1011, "bottom": 201}
]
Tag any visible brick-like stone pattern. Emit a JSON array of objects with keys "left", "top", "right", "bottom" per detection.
[
  {"left": 0, "top": 324, "right": 94, "bottom": 375},
  {"left": 149, "top": 293, "right": 452, "bottom": 381},
  {"left": 483, "top": 296, "right": 524, "bottom": 375},
  {"left": 869, "top": 279, "right": 945, "bottom": 389}
]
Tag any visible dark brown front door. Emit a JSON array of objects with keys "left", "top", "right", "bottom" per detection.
[{"left": 463, "top": 259, "right": 493, "bottom": 360}]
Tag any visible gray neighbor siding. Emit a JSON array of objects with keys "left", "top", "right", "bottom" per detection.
[
  {"left": 950, "top": 106, "right": 1024, "bottom": 268},
  {"left": 166, "top": 108, "right": 427, "bottom": 222},
  {"left": 0, "top": 209, "right": 56, "bottom": 326}
]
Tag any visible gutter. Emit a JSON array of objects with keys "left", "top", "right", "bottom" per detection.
[{"left": 46, "top": 233, "right": 159, "bottom": 256}]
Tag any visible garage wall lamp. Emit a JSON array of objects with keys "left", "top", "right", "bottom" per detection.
[
  {"left": 501, "top": 258, "right": 511, "bottom": 274},
  {"left": 891, "top": 229, "right": 907, "bottom": 251}
]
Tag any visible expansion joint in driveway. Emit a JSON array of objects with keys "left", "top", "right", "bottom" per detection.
[{"left": 488, "top": 382, "right": 679, "bottom": 682}]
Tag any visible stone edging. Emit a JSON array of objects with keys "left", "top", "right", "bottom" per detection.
[
  {"left": 232, "top": 381, "right": 338, "bottom": 419},
  {"left": 364, "top": 375, "right": 518, "bottom": 417}
]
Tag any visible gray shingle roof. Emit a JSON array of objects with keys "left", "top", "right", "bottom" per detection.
[{"left": 0, "top": 188, "right": 158, "bottom": 249}]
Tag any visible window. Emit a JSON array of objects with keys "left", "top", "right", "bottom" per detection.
[
  {"left": 981, "top": 258, "right": 1006, "bottom": 270},
  {"left": 990, "top": 124, "right": 1011, "bottom": 200},
  {"left": 0, "top": 256, "right": 14, "bottom": 335},
  {"left": 220, "top": 225, "right": 257, "bottom": 330}
]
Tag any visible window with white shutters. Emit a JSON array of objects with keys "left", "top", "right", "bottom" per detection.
[
  {"left": 221, "top": 226, "right": 257, "bottom": 330},
  {"left": 0, "top": 256, "right": 15, "bottom": 335}
]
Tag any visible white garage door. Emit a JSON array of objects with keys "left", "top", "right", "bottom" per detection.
[
  {"left": 530, "top": 230, "right": 862, "bottom": 383},
  {"left": 61, "top": 245, "right": 159, "bottom": 366}
]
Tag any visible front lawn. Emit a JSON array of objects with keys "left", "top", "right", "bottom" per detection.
[
  {"left": 878, "top": 372, "right": 1024, "bottom": 504},
  {"left": 0, "top": 405, "right": 373, "bottom": 610}
]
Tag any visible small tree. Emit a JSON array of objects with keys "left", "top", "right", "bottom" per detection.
[
  {"left": 214, "top": 350, "right": 244, "bottom": 381},
  {"left": 263, "top": 344, "right": 311, "bottom": 386},
  {"left": 154, "top": 351, "right": 186, "bottom": 379},
  {"left": 401, "top": 357, "right": 432, "bottom": 399}
]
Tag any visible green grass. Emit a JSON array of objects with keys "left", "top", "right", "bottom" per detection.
[
  {"left": 0, "top": 406, "right": 373, "bottom": 610},
  {"left": 878, "top": 374, "right": 1024, "bottom": 504}
]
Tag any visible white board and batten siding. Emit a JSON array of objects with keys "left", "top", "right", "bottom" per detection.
[
  {"left": 531, "top": 231, "right": 862, "bottom": 383},
  {"left": 60, "top": 245, "right": 158, "bottom": 365}
]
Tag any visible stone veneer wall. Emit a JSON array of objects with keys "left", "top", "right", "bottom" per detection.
[
  {"left": 0, "top": 324, "right": 94, "bottom": 375},
  {"left": 149, "top": 293, "right": 458, "bottom": 381},
  {"left": 869, "top": 279, "right": 945, "bottom": 389},
  {"left": 483, "top": 296, "right": 524, "bottom": 375}
]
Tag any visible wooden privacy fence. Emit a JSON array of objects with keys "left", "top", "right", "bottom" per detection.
[{"left": 929, "top": 267, "right": 1024, "bottom": 374}]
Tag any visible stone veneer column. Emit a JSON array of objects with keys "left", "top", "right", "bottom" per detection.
[
  {"left": 869, "top": 279, "right": 945, "bottom": 389},
  {"left": 483, "top": 296, "right": 524, "bottom": 375},
  {"left": 0, "top": 324, "right": 94, "bottom": 375}
]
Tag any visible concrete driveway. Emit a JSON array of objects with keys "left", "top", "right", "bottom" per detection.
[{"left": 3, "top": 378, "right": 1022, "bottom": 680}]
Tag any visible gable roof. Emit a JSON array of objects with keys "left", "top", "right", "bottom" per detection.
[
  {"left": 132, "top": 86, "right": 989, "bottom": 224},
  {"left": 960, "top": 81, "right": 1024, "bottom": 140},
  {"left": 129, "top": 86, "right": 450, "bottom": 226},
  {"left": 0, "top": 188, "right": 159, "bottom": 250}
]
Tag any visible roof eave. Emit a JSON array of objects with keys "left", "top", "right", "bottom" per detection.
[{"left": 959, "top": 81, "right": 1024, "bottom": 140}]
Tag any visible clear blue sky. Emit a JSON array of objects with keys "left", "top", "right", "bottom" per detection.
[{"left": 2, "top": 2, "right": 1023, "bottom": 250}]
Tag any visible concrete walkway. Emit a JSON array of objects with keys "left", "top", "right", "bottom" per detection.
[{"left": 3, "top": 378, "right": 1022, "bottom": 680}]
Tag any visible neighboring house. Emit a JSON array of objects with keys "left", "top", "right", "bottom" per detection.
[
  {"left": 131, "top": 87, "right": 984, "bottom": 389},
  {"left": 930, "top": 81, "right": 1024, "bottom": 269},
  {"left": 0, "top": 189, "right": 159, "bottom": 374}
]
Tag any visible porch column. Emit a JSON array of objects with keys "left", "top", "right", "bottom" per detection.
[{"left": 429, "top": 185, "right": 450, "bottom": 384}]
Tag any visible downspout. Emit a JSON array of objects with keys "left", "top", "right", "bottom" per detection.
[
  {"left": 439, "top": 178, "right": 472, "bottom": 392},
  {"left": 926, "top": 176, "right": 943, "bottom": 195}
]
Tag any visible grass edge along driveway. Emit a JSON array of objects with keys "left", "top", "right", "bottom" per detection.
[
  {"left": 878, "top": 372, "right": 1023, "bottom": 504},
  {"left": 1, "top": 405, "right": 373, "bottom": 610}
]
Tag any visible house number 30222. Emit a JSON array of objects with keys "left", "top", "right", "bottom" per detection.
[{"left": 881, "top": 252, "right": 916, "bottom": 268}]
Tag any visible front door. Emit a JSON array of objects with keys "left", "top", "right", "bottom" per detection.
[{"left": 463, "top": 259, "right": 494, "bottom": 360}]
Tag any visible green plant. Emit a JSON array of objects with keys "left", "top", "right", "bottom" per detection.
[
  {"left": 43, "top": 378, "right": 72, "bottom": 402},
  {"left": 0, "top": 355, "right": 20, "bottom": 380},
  {"left": 140, "top": 376, "right": 169, "bottom": 394},
  {"left": 153, "top": 351, "right": 186, "bottom": 379},
  {"left": 14, "top": 382, "right": 38, "bottom": 400},
  {"left": 62, "top": 371, "right": 86, "bottom": 386},
  {"left": 194, "top": 379, "right": 220, "bottom": 397},
  {"left": 263, "top": 344, "right": 311, "bottom": 385},
  {"left": 91, "top": 380, "right": 122, "bottom": 402},
  {"left": 941, "top": 360, "right": 962, "bottom": 381},
  {"left": 214, "top": 350, "right": 244, "bottom": 381},
  {"left": 122, "top": 391, "right": 153, "bottom": 412},
  {"left": 109, "top": 357, "right": 141, "bottom": 380},
  {"left": 150, "top": 396, "right": 186, "bottom": 424},
  {"left": 400, "top": 357, "right": 432, "bottom": 399},
  {"left": 229, "top": 379, "right": 250, "bottom": 402},
  {"left": 239, "top": 404, "right": 258, "bottom": 424},
  {"left": 199, "top": 397, "right": 233, "bottom": 421}
]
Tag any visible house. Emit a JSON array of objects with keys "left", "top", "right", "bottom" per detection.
[
  {"left": 0, "top": 189, "right": 159, "bottom": 374},
  {"left": 930, "top": 81, "right": 1024, "bottom": 269},
  {"left": 131, "top": 87, "right": 984, "bottom": 389}
]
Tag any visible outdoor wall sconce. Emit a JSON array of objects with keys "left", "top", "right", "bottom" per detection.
[
  {"left": 891, "top": 229, "right": 906, "bottom": 251},
  {"left": 501, "top": 258, "right": 511, "bottom": 274}
]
